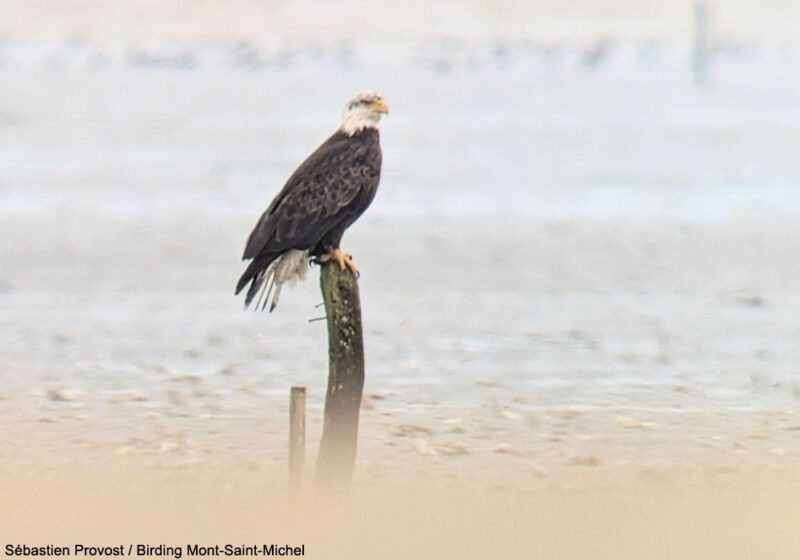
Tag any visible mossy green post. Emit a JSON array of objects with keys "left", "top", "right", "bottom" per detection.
[{"left": 315, "top": 261, "right": 365, "bottom": 490}]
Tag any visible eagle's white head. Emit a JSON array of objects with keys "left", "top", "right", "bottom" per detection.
[{"left": 340, "top": 92, "right": 390, "bottom": 136}]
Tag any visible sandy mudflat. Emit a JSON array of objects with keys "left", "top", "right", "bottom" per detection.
[{"left": 2, "top": 461, "right": 800, "bottom": 559}]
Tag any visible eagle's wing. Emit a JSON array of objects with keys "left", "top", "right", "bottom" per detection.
[{"left": 242, "top": 131, "right": 373, "bottom": 260}]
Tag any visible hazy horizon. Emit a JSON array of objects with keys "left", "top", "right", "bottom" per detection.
[{"left": 3, "top": 0, "right": 800, "bottom": 46}]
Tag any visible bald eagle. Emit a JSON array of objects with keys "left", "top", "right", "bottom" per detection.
[{"left": 235, "top": 92, "right": 389, "bottom": 311}]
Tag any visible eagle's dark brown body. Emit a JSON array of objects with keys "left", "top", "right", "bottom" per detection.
[{"left": 235, "top": 127, "right": 382, "bottom": 308}]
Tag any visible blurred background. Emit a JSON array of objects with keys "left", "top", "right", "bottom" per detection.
[{"left": 0, "top": 0, "right": 799, "bottom": 484}]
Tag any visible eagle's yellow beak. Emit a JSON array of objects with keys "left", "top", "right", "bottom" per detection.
[{"left": 369, "top": 99, "right": 390, "bottom": 115}]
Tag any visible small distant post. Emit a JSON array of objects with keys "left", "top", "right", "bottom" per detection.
[
  {"left": 315, "top": 261, "right": 366, "bottom": 493},
  {"left": 289, "top": 386, "right": 306, "bottom": 497},
  {"left": 693, "top": 2, "right": 710, "bottom": 85}
]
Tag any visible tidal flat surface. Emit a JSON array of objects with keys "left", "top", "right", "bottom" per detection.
[{"left": 0, "top": 43, "right": 799, "bottom": 492}]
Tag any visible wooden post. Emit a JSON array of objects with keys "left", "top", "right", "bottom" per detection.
[
  {"left": 315, "top": 261, "right": 365, "bottom": 491},
  {"left": 693, "top": 2, "right": 709, "bottom": 85},
  {"left": 289, "top": 386, "right": 306, "bottom": 497}
]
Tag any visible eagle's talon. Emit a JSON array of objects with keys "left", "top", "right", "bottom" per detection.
[{"left": 318, "top": 248, "right": 359, "bottom": 275}]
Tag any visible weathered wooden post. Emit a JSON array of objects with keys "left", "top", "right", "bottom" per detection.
[
  {"left": 315, "top": 261, "right": 365, "bottom": 491},
  {"left": 289, "top": 386, "right": 306, "bottom": 499},
  {"left": 693, "top": 2, "right": 710, "bottom": 85}
]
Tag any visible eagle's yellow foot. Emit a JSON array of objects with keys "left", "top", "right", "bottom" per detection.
[{"left": 317, "top": 249, "right": 358, "bottom": 275}]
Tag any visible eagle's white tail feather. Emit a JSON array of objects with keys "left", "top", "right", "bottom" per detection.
[{"left": 258, "top": 249, "right": 309, "bottom": 311}]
